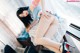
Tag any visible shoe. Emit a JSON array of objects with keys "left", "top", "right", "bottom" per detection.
[
  {"left": 4, "top": 45, "right": 16, "bottom": 53},
  {"left": 62, "top": 42, "right": 71, "bottom": 53}
]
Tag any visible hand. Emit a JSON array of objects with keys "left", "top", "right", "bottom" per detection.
[
  {"left": 41, "top": 12, "right": 51, "bottom": 19},
  {"left": 46, "top": 10, "right": 52, "bottom": 14}
]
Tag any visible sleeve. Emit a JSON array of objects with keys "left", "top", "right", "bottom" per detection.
[{"left": 32, "top": 6, "right": 41, "bottom": 20}]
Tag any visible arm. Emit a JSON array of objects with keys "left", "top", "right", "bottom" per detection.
[
  {"left": 30, "top": 19, "right": 39, "bottom": 28},
  {"left": 26, "top": 19, "right": 39, "bottom": 32},
  {"left": 30, "top": 0, "right": 41, "bottom": 12}
]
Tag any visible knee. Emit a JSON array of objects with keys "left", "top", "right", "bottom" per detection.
[{"left": 34, "top": 38, "right": 42, "bottom": 45}]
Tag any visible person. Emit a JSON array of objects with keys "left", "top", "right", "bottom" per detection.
[
  {"left": 16, "top": 0, "right": 70, "bottom": 53},
  {"left": 16, "top": 0, "right": 41, "bottom": 32}
]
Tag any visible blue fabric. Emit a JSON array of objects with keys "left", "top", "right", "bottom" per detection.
[
  {"left": 32, "top": 6, "right": 41, "bottom": 20},
  {"left": 28, "top": 6, "right": 41, "bottom": 22},
  {"left": 17, "top": 29, "right": 31, "bottom": 47},
  {"left": 18, "top": 29, "right": 30, "bottom": 40}
]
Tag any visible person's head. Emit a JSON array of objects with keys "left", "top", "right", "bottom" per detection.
[{"left": 16, "top": 7, "right": 33, "bottom": 28}]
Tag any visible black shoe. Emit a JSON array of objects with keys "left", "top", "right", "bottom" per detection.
[
  {"left": 4, "top": 45, "right": 16, "bottom": 53},
  {"left": 62, "top": 42, "right": 70, "bottom": 53}
]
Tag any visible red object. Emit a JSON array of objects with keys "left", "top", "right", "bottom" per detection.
[{"left": 66, "top": 44, "right": 70, "bottom": 49}]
